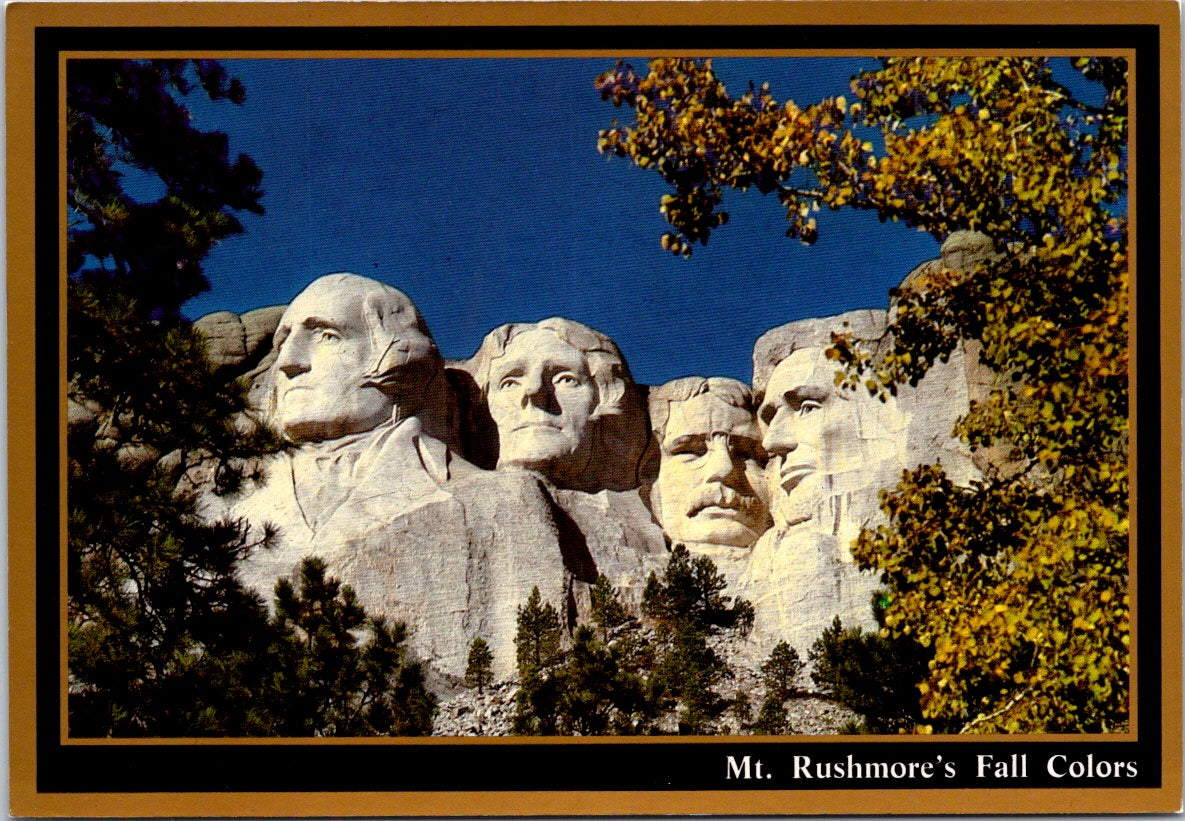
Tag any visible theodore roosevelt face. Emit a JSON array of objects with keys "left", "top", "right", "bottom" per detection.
[
  {"left": 655, "top": 389, "right": 770, "bottom": 549},
  {"left": 485, "top": 328, "right": 598, "bottom": 474}
]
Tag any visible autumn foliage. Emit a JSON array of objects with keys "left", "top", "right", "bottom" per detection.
[{"left": 598, "top": 57, "right": 1129, "bottom": 732}]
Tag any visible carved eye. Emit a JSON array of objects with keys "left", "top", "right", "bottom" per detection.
[
  {"left": 318, "top": 328, "right": 341, "bottom": 343},
  {"left": 498, "top": 377, "right": 520, "bottom": 391},
  {"left": 669, "top": 440, "right": 707, "bottom": 459},
  {"left": 553, "top": 372, "right": 581, "bottom": 388},
  {"left": 798, "top": 399, "right": 823, "bottom": 416},
  {"left": 731, "top": 437, "right": 763, "bottom": 462},
  {"left": 758, "top": 403, "right": 777, "bottom": 425}
]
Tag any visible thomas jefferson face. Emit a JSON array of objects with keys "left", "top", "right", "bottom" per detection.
[
  {"left": 272, "top": 284, "right": 394, "bottom": 443},
  {"left": 656, "top": 392, "right": 770, "bottom": 549},
  {"left": 486, "top": 328, "right": 598, "bottom": 472}
]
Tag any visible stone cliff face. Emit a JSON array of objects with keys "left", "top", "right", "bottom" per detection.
[
  {"left": 204, "top": 446, "right": 569, "bottom": 683},
  {"left": 191, "top": 243, "right": 982, "bottom": 688},
  {"left": 739, "top": 306, "right": 977, "bottom": 655}
]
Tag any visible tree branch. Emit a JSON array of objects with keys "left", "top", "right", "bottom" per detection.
[
  {"left": 959, "top": 684, "right": 1035, "bottom": 733},
  {"left": 778, "top": 185, "right": 826, "bottom": 200}
]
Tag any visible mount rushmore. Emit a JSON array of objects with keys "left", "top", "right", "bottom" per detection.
[{"left": 194, "top": 233, "right": 990, "bottom": 684}]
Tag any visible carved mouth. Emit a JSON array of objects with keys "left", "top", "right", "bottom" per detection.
[
  {"left": 689, "top": 490, "right": 760, "bottom": 519},
  {"left": 512, "top": 422, "right": 562, "bottom": 432},
  {"left": 693, "top": 504, "right": 744, "bottom": 519},
  {"left": 779, "top": 463, "right": 815, "bottom": 491}
]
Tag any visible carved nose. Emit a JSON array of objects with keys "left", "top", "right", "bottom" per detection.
[
  {"left": 704, "top": 439, "right": 736, "bottom": 482},
  {"left": 279, "top": 360, "right": 310, "bottom": 379},
  {"left": 762, "top": 408, "right": 797, "bottom": 456},
  {"left": 275, "top": 339, "right": 311, "bottom": 379},
  {"left": 519, "top": 373, "right": 554, "bottom": 411}
]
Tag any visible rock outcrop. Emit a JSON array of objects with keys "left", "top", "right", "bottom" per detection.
[
  {"left": 191, "top": 247, "right": 981, "bottom": 700},
  {"left": 740, "top": 307, "right": 977, "bottom": 655},
  {"left": 458, "top": 316, "right": 669, "bottom": 615},
  {"left": 549, "top": 486, "right": 668, "bottom": 617},
  {"left": 193, "top": 305, "right": 286, "bottom": 372},
  {"left": 460, "top": 317, "right": 651, "bottom": 494},
  {"left": 647, "top": 377, "right": 771, "bottom": 558},
  {"left": 198, "top": 275, "right": 574, "bottom": 682},
  {"left": 197, "top": 275, "right": 665, "bottom": 685},
  {"left": 209, "top": 430, "right": 570, "bottom": 682}
]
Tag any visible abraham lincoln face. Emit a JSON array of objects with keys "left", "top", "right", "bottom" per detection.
[{"left": 758, "top": 346, "right": 900, "bottom": 528}]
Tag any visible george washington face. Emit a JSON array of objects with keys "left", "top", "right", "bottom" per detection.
[{"left": 272, "top": 282, "right": 395, "bottom": 443}]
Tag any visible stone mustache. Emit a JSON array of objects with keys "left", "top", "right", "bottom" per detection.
[{"left": 202, "top": 262, "right": 977, "bottom": 682}]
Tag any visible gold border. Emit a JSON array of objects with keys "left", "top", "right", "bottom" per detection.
[
  {"left": 9, "top": 786, "right": 1184, "bottom": 818},
  {"left": 47, "top": 42, "right": 1145, "bottom": 748},
  {"left": 9, "top": 1, "right": 1182, "bottom": 816},
  {"left": 8, "top": 3, "right": 39, "bottom": 817},
  {"left": 4, "top": 1, "right": 1182, "bottom": 29},
  {"left": 1154, "top": 0, "right": 1185, "bottom": 809}
]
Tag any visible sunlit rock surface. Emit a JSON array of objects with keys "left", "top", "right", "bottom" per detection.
[{"left": 194, "top": 254, "right": 980, "bottom": 685}]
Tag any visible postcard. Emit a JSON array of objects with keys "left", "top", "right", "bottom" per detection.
[{"left": 7, "top": 1, "right": 1181, "bottom": 816}]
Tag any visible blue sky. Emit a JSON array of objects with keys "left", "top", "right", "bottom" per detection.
[{"left": 181, "top": 58, "right": 945, "bottom": 385}]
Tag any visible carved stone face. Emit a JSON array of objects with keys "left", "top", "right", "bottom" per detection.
[
  {"left": 656, "top": 392, "right": 770, "bottom": 549},
  {"left": 759, "top": 346, "right": 878, "bottom": 526},
  {"left": 486, "top": 328, "right": 598, "bottom": 473},
  {"left": 272, "top": 283, "right": 394, "bottom": 443}
]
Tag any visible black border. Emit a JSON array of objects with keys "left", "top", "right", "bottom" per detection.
[{"left": 39, "top": 24, "right": 1162, "bottom": 793}]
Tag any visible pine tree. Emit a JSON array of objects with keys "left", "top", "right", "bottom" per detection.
[
  {"left": 760, "top": 641, "right": 804, "bottom": 703},
  {"left": 513, "top": 587, "right": 563, "bottom": 735},
  {"left": 754, "top": 696, "right": 792, "bottom": 735},
  {"left": 265, "top": 559, "right": 435, "bottom": 736},
  {"left": 465, "top": 637, "right": 494, "bottom": 695},
  {"left": 749, "top": 641, "right": 803, "bottom": 736},
  {"left": 513, "top": 586, "right": 653, "bottom": 736},
  {"left": 66, "top": 60, "right": 433, "bottom": 737},
  {"left": 808, "top": 615, "right": 931, "bottom": 734},
  {"left": 67, "top": 59, "right": 279, "bottom": 736},
  {"left": 68, "top": 59, "right": 263, "bottom": 313},
  {"left": 730, "top": 691, "right": 752, "bottom": 730},
  {"left": 640, "top": 546, "right": 752, "bottom": 734},
  {"left": 589, "top": 574, "right": 630, "bottom": 640},
  {"left": 552, "top": 625, "right": 649, "bottom": 736},
  {"left": 641, "top": 544, "right": 753, "bottom": 635},
  {"left": 730, "top": 598, "right": 756, "bottom": 638},
  {"left": 514, "top": 587, "right": 561, "bottom": 678},
  {"left": 649, "top": 622, "right": 732, "bottom": 734}
]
